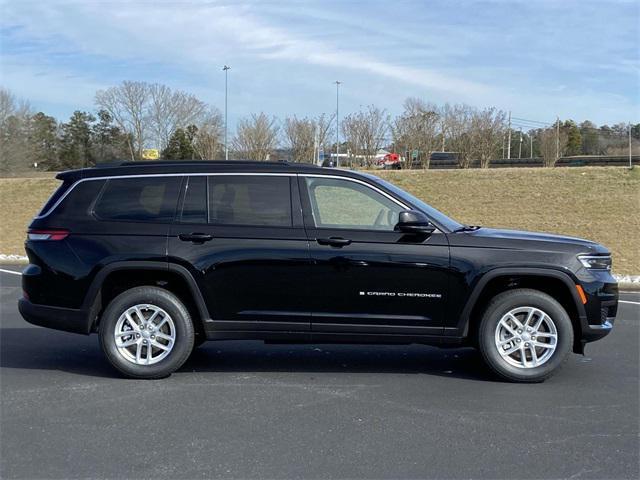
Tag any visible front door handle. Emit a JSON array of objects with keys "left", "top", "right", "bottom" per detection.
[
  {"left": 317, "top": 237, "right": 352, "bottom": 247},
  {"left": 179, "top": 233, "right": 213, "bottom": 244}
]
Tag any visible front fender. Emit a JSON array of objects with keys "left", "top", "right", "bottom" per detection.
[{"left": 454, "top": 267, "right": 587, "bottom": 337}]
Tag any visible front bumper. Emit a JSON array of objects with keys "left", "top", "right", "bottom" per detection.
[
  {"left": 18, "top": 298, "right": 92, "bottom": 335},
  {"left": 578, "top": 269, "right": 618, "bottom": 344}
]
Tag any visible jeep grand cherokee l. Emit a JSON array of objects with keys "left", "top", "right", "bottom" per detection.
[{"left": 19, "top": 161, "right": 618, "bottom": 382}]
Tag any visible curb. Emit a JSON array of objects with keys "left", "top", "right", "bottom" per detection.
[
  {"left": 0, "top": 255, "right": 28, "bottom": 264},
  {"left": 614, "top": 275, "right": 640, "bottom": 291}
]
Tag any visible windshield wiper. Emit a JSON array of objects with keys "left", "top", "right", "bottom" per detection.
[{"left": 453, "top": 225, "right": 482, "bottom": 233}]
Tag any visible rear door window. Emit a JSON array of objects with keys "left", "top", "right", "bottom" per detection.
[
  {"left": 94, "top": 177, "right": 181, "bottom": 223},
  {"left": 179, "top": 176, "right": 208, "bottom": 224},
  {"left": 208, "top": 176, "right": 292, "bottom": 227}
]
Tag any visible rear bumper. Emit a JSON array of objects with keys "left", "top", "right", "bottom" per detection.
[{"left": 18, "top": 299, "right": 91, "bottom": 335}]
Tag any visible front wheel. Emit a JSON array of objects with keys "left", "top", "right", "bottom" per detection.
[
  {"left": 477, "top": 289, "right": 573, "bottom": 383},
  {"left": 99, "top": 286, "right": 194, "bottom": 379}
]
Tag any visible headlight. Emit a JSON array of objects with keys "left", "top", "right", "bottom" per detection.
[{"left": 578, "top": 255, "right": 612, "bottom": 270}]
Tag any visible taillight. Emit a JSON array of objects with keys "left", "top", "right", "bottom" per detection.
[{"left": 27, "top": 229, "right": 69, "bottom": 241}]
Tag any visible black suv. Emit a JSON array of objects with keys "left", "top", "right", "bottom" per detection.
[{"left": 19, "top": 161, "right": 618, "bottom": 382}]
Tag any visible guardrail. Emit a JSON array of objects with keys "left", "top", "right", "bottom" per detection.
[{"left": 423, "top": 155, "right": 639, "bottom": 169}]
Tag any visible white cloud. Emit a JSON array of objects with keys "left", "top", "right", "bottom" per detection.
[
  {"left": 0, "top": 0, "right": 637, "bottom": 124},
  {"left": 1, "top": 1, "right": 494, "bottom": 99}
]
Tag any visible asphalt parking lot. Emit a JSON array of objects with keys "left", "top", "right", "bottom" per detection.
[{"left": 1, "top": 265, "right": 638, "bottom": 479}]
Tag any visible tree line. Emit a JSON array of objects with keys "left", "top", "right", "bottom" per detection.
[{"left": 1, "top": 82, "right": 638, "bottom": 173}]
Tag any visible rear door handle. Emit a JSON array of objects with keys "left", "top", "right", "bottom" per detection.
[
  {"left": 179, "top": 233, "right": 213, "bottom": 243},
  {"left": 317, "top": 237, "right": 352, "bottom": 247}
]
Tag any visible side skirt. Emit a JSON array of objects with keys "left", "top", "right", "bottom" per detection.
[{"left": 205, "top": 329, "right": 466, "bottom": 347}]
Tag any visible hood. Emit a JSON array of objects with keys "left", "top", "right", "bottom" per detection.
[{"left": 458, "top": 227, "right": 610, "bottom": 255}]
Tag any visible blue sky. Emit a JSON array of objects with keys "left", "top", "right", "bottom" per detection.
[{"left": 1, "top": 0, "right": 638, "bottom": 127}]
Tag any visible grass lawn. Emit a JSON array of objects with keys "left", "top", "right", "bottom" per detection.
[{"left": 0, "top": 167, "right": 638, "bottom": 274}]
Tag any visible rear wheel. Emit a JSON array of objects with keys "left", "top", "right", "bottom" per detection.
[
  {"left": 477, "top": 289, "right": 573, "bottom": 383},
  {"left": 99, "top": 286, "right": 194, "bottom": 379}
]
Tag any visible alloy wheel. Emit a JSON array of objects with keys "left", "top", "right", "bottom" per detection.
[
  {"left": 494, "top": 306, "right": 558, "bottom": 369},
  {"left": 113, "top": 304, "right": 176, "bottom": 365}
]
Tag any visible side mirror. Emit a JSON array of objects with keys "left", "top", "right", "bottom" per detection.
[{"left": 396, "top": 210, "right": 436, "bottom": 234}]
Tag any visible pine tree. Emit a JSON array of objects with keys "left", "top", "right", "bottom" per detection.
[
  {"left": 562, "top": 120, "right": 582, "bottom": 156},
  {"left": 92, "top": 109, "right": 129, "bottom": 163},
  {"left": 58, "top": 111, "right": 95, "bottom": 169},
  {"left": 162, "top": 127, "right": 197, "bottom": 160},
  {"left": 26, "top": 112, "right": 58, "bottom": 170}
]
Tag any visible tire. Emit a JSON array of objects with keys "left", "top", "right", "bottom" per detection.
[
  {"left": 99, "top": 286, "right": 194, "bottom": 379},
  {"left": 193, "top": 334, "right": 207, "bottom": 349},
  {"left": 477, "top": 288, "right": 573, "bottom": 383}
]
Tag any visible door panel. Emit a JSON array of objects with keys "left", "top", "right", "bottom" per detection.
[
  {"left": 300, "top": 175, "right": 450, "bottom": 336},
  {"left": 168, "top": 175, "right": 311, "bottom": 332}
]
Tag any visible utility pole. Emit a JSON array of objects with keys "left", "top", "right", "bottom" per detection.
[
  {"left": 518, "top": 128, "right": 523, "bottom": 159},
  {"left": 507, "top": 111, "right": 512, "bottom": 159},
  {"left": 334, "top": 81, "right": 341, "bottom": 167},
  {"left": 530, "top": 134, "right": 533, "bottom": 159},
  {"left": 555, "top": 116, "right": 560, "bottom": 162},
  {"left": 223, "top": 65, "right": 230, "bottom": 160},
  {"left": 314, "top": 126, "right": 317, "bottom": 165},
  {"left": 629, "top": 123, "right": 633, "bottom": 169}
]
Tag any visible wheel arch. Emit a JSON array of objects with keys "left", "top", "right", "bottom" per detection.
[
  {"left": 459, "top": 268, "right": 587, "bottom": 353},
  {"left": 82, "top": 261, "right": 210, "bottom": 335}
]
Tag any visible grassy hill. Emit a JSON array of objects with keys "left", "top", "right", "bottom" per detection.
[{"left": 1, "top": 167, "right": 638, "bottom": 274}]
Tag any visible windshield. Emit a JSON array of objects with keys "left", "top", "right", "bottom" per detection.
[{"left": 364, "top": 174, "right": 464, "bottom": 232}]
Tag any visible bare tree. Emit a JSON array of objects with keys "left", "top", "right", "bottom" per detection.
[
  {"left": 391, "top": 97, "right": 440, "bottom": 168},
  {"left": 284, "top": 116, "right": 316, "bottom": 163},
  {"left": 232, "top": 113, "right": 279, "bottom": 161},
  {"left": 470, "top": 107, "right": 507, "bottom": 168},
  {"left": 95, "top": 81, "right": 151, "bottom": 161},
  {"left": 0, "top": 88, "right": 16, "bottom": 128},
  {"left": 283, "top": 113, "right": 335, "bottom": 163},
  {"left": 538, "top": 125, "right": 567, "bottom": 167},
  {"left": 342, "top": 106, "right": 389, "bottom": 167},
  {"left": 443, "top": 104, "right": 475, "bottom": 168},
  {"left": 0, "top": 88, "right": 31, "bottom": 128},
  {"left": 193, "top": 108, "right": 224, "bottom": 160},
  {"left": 149, "top": 84, "right": 206, "bottom": 151},
  {"left": 315, "top": 113, "right": 335, "bottom": 156},
  {"left": 0, "top": 88, "right": 35, "bottom": 173},
  {"left": 340, "top": 113, "right": 362, "bottom": 167}
]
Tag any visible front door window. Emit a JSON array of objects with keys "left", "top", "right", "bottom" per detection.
[{"left": 304, "top": 177, "right": 403, "bottom": 231}]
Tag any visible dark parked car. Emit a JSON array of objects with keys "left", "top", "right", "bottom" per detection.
[{"left": 19, "top": 161, "right": 618, "bottom": 381}]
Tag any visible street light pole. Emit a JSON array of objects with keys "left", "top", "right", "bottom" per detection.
[
  {"left": 223, "top": 65, "right": 230, "bottom": 160},
  {"left": 335, "top": 81, "right": 341, "bottom": 167}
]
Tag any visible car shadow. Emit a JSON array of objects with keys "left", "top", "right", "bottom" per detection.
[{"left": 0, "top": 327, "right": 495, "bottom": 382}]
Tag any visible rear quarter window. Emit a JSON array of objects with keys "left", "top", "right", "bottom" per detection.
[
  {"left": 94, "top": 177, "right": 181, "bottom": 223},
  {"left": 53, "top": 179, "right": 106, "bottom": 219},
  {"left": 38, "top": 180, "right": 73, "bottom": 216}
]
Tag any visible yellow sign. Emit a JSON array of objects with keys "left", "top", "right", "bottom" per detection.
[{"left": 142, "top": 149, "right": 160, "bottom": 160}]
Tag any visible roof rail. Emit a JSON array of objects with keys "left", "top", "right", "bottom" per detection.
[{"left": 114, "top": 160, "right": 309, "bottom": 167}]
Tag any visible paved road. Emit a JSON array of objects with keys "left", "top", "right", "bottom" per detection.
[{"left": 1, "top": 266, "right": 638, "bottom": 479}]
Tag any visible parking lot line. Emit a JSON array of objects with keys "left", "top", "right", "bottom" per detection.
[{"left": 0, "top": 268, "right": 21, "bottom": 276}]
